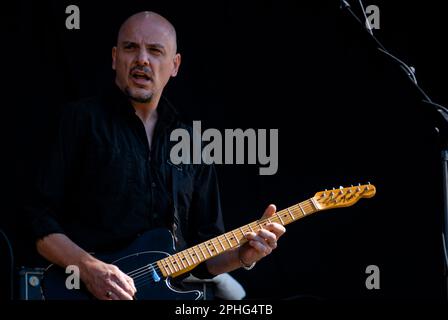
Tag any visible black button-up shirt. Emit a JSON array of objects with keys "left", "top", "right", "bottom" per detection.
[{"left": 25, "top": 85, "right": 225, "bottom": 268}]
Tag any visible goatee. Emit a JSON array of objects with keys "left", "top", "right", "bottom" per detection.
[{"left": 125, "top": 88, "right": 153, "bottom": 103}]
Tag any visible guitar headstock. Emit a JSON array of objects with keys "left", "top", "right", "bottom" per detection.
[{"left": 313, "top": 183, "right": 376, "bottom": 210}]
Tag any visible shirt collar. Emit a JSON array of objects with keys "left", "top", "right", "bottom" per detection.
[{"left": 107, "top": 83, "right": 179, "bottom": 127}]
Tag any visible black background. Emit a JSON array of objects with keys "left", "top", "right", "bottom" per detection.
[{"left": 0, "top": 0, "right": 447, "bottom": 301}]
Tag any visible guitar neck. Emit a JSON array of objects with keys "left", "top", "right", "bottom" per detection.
[{"left": 156, "top": 198, "right": 319, "bottom": 277}]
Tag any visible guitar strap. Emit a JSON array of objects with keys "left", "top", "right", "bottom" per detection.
[
  {"left": 166, "top": 129, "right": 187, "bottom": 252},
  {"left": 169, "top": 163, "right": 181, "bottom": 248},
  {"left": 164, "top": 119, "right": 193, "bottom": 253}
]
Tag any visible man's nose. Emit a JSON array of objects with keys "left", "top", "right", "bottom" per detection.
[{"left": 135, "top": 48, "right": 150, "bottom": 65}]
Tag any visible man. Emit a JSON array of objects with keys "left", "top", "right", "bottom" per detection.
[{"left": 26, "top": 11, "right": 285, "bottom": 300}]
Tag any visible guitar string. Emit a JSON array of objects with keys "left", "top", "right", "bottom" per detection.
[
  {"left": 127, "top": 202, "right": 314, "bottom": 284},
  {"left": 126, "top": 202, "right": 311, "bottom": 279},
  {"left": 126, "top": 202, "right": 316, "bottom": 287},
  {"left": 130, "top": 190, "right": 365, "bottom": 288},
  {"left": 130, "top": 204, "right": 313, "bottom": 289},
  {"left": 131, "top": 190, "right": 367, "bottom": 289},
  {"left": 127, "top": 202, "right": 315, "bottom": 283}
]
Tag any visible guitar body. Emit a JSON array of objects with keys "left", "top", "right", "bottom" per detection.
[{"left": 41, "top": 229, "right": 203, "bottom": 300}]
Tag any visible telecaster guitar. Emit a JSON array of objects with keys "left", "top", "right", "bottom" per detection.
[{"left": 41, "top": 184, "right": 376, "bottom": 300}]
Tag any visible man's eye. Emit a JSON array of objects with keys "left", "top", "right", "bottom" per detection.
[
  {"left": 124, "top": 44, "right": 136, "bottom": 50},
  {"left": 150, "top": 48, "right": 162, "bottom": 55}
]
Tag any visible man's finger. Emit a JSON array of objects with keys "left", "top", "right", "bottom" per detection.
[
  {"left": 110, "top": 281, "right": 134, "bottom": 300},
  {"left": 249, "top": 240, "right": 271, "bottom": 256},
  {"left": 114, "top": 272, "right": 136, "bottom": 296},
  {"left": 263, "top": 223, "right": 286, "bottom": 239},
  {"left": 125, "top": 275, "right": 137, "bottom": 294},
  {"left": 257, "top": 229, "right": 278, "bottom": 248},
  {"left": 261, "top": 204, "right": 277, "bottom": 219},
  {"left": 248, "top": 234, "right": 272, "bottom": 253}
]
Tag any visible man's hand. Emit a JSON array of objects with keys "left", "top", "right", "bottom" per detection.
[
  {"left": 79, "top": 258, "right": 137, "bottom": 300},
  {"left": 238, "top": 204, "right": 286, "bottom": 267}
]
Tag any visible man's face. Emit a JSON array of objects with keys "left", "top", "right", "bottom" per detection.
[{"left": 112, "top": 16, "right": 180, "bottom": 104}]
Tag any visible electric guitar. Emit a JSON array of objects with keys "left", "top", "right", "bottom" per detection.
[{"left": 41, "top": 184, "right": 376, "bottom": 300}]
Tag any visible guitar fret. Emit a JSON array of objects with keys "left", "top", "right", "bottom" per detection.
[
  {"left": 309, "top": 198, "right": 319, "bottom": 211},
  {"left": 195, "top": 246, "right": 203, "bottom": 262},
  {"left": 178, "top": 253, "right": 187, "bottom": 268},
  {"left": 175, "top": 255, "right": 184, "bottom": 270},
  {"left": 239, "top": 227, "right": 246, "bottom": 238},
  {"left": 248, "top": 224, "right": 254, "bottom": 232},
  {"left": 156, "top": 261, "right": 164, "bottom": 275},
  {"left": 189, "top": 248, "right": 197, "bottom": 264},
  {"left": 223, "top": 233, "right": 232, "bottom": 247},
  {"left": 188, "top": 249, "right": 196, "bottom": 264},
  {"left": 166, "top": 258, "right": 175, "bottom": 274},
  {"left": 231, "top": 230, "right": 240, "bottom": 245},
  {"left": 184, "top": 250, "right": 193, "bottom": 265},
  {"left": 198, "top": 244, "right": 207, "bottom": 260},
  {"left": 205, "top": 243, "right": 213, "bottom": 256},
  {"left": 169, "top": 256, "right": 179, "bottom": 272},
  {"left": 298, "top": 203, "right": 306, "bottom": 216},
  {"left": 217, "top": 236, "right": 226, "bottom": 250},
  {"left": 160, "top": 260, "right": 170, "bottom": 275},
  {"left": 277, "top": 212, "right": 285, "bottom": 225},
  {"left": 287, "top": 207, "right": 295, "bottom": 221},
  {"left": 184, "top": 251, "right": 192, "bottom": 266},
  {"left": 210, "top": 241, "right": 219, "bottom": 254}
]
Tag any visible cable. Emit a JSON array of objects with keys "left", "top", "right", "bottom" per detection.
[
  {"left": 358, "top": 0, "right": 373, "bottom": 35},
  {"left": 341, "top": 0, "right": 448, "bottom": 300},
  {"left": 0, "top": 228, "right": 14, "bottom": 300},
  {"left": 340, "top": 1, "right": 439, "bottom": 105}
]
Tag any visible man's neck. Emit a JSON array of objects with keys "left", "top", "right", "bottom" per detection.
[{"left": 131, "top": 96, "right": 160, "bottom": 124}]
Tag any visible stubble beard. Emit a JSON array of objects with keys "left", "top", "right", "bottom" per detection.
[{"left": 125, "top": 87, "right": 153, "bottom": 103}]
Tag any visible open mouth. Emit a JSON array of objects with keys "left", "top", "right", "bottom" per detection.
[{"left": 131, "top": 71, "right": 152, "bottom": 81}]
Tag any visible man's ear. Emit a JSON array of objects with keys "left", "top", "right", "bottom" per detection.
[
  {"left": 171, "top": 53, "right": 181, "bottom": 77},
  {"left": 112, "top": 46, "right": 117, "bottom": 70}
]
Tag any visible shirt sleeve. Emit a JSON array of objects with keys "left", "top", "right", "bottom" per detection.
[{"left": 23, "top": 102, "right": 84, "bottom": 242}]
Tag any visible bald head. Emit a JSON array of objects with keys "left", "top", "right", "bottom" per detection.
[
  {"left": 112, "top": 11, "right": 181, "bottom": 107},
  {"left": 117, "top": 11, "right": 177, "bottom": 53}
]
